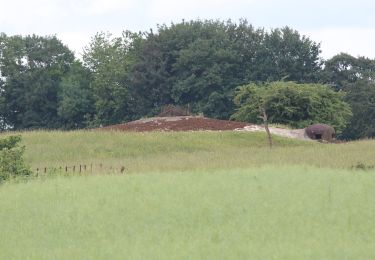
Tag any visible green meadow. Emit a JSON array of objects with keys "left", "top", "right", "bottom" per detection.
[
  {"left": 1, "top": 130, "right": 375, "bottom": 259},
  {"left": 17, "top": 131, "right": 375, "bottom": 172}
]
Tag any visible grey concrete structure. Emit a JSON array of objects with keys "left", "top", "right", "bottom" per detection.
[{"left": 305, "top": 124, "right": 335, "bottom": 142}]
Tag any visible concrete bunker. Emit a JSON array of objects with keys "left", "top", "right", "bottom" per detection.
[{"left": 305, "top": 123, "right": 335, "bottom": 142}]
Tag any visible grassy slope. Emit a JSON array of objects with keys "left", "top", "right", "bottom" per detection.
[
  {"left": 15, "top": 130, "right": 375, "bottom": 172},
  {"left": 1, "top": 131, "right": 375, "bottom": 259}
]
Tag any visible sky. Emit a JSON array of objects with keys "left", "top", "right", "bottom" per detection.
[{"left": 1, "top": 0, "right": 375, "bottom": 59}]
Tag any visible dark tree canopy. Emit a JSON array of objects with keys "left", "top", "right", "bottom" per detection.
[
  {"left": 129, "top": 20, "right": 322, "bottom": 119},
  {"left": 58, "top": 61, "right": 95, "bottom": 129},
  {"left": 83, "top": 31, "right": 142, "bottom": 126},
  {"left": 2, "top": 20, "right": 375, "bottom": 140},
  {"left": 322, "top": 53, "right": 375, "bottom": 90},
  {"left": 258, "top": 27, "right": 322, "bottom": 83},
  {"left": 341, "top": 80, "right": 375, "bottom": 139},
  {"left": 320, "top": 53, "right": 375, "bottom": 139},
  {"left": 0, "top": 34, "right": 74, "bottom": 130}
]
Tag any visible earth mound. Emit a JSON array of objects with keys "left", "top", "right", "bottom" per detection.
[{"left": 101, "top": 116, "right": 252, "bottom": 132}]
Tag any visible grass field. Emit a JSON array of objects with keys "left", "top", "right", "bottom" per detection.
[
  {"left": 15, "top": 130, "right": 375, "bottom": 172},
  {"left": 1, "top": 130, "right": 375, "bottom": 259}
]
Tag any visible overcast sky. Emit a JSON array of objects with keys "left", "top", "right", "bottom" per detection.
[{"left": 1, "top": 0, "right": 375, "bottom": 59}]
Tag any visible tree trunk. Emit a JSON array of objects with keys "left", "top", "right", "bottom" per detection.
[{"left": 259, "top": 107, "right": 273, "bottom": 148}]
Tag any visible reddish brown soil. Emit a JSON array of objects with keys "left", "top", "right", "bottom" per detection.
[{"left": 101, "top": 116, "right": 252, "bottom": 132}]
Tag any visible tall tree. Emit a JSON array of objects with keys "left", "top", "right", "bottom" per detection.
[
  {"left": 130, "top": 20, "right": 263, "bottom": 118},
  {"left": 128, "top": 29, "right": 172, "bottom": 117},
  {"left": 0, "top": 33, "right": 75, "bottom": 130},
  {"left": 341, "top": 80, "right": 375, "bottom": 139},
  {"left": 322, "top": 53, "right": 375, "bottom": 90},
  {"left": 257, "top": 27, "right": 322, "bottom": 82},
  {"left": 58, "top": 61, "right": 95, "bottom": 129},
  {"left": 321, "top": 53, "right": 375, "bottom": 139},
  {"left": 83, "top": 31, "right": 142, "bottom": 126},
  {"left": 169, "top": 20, "right": 251, "bottom": 118},
  {"left": 129, "top": 20, "right": 323, "bottom": 119}
]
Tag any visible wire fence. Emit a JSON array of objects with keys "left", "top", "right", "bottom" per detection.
[{"left": 34, "top": 163, "right": 126, "bottom": 176}]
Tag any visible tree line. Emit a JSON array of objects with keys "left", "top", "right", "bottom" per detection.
[{"left": 1, "top": 19, "right": 375, "bottom": 139}]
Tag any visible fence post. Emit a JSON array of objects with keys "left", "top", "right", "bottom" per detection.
[{"left": 35, "top": 164, "right": 123, "bottom": 175}]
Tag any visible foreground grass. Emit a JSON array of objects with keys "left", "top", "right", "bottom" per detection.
[
  {"left": 1, "top": 167, "right": 375, "bottom": 259},
  {"left": 1, "top": 130, "right": 375, "bottom": 258},
  {"left": 13, "top": 130, "right": 375, "bottom": 173}
]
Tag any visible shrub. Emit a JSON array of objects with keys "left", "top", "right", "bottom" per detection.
[
  {"left": 231, "top": 81, "right": 352, "bottom": 134},
  {"left": 0, "top": 135, "right": 32, "bottom": 182}
]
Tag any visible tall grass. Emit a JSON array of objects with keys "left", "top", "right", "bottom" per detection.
[
  {"left": 1, "top": 167, "right": 375, "bottom": 259},
  {"left": 1, "top": 131, "right": 375, "bottom": 258},
  {"left": 7, "top": 130, "right": 375, "bottom": 173}
]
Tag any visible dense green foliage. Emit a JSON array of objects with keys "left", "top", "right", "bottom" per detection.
[
  {"left": 0, "top": 20, "right": 322, "bottom": 129},
  {"left": 341, "top": 80, "right": 375, "bottom": 139},
  {"left": 321, "top": 53, "right": 375, "bottom": 139},
  {"left": 0, "top": 135, "right": 31, "bottom": 182},
  {"left": 322, "top": 53, "right": 375, "bottom": 91},
  {"left": 82, "top": 31, "right": 142, "bottom": 125},
  {"left": 0, "top": 34, "right": 75, "bottom": 129},
  {"left": 231, "top": 81, "right": 352, "bottom": 133},
  {"left": 58, "top": 61, "right": 95, "bottom": 129},
  {"left": 129, "top": 20, "right": 321, "bottom": 119},
  {"left": 1, "top": 20, "right": 375, "bottom": 139}
]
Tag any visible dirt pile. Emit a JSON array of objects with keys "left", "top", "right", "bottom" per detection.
[
  {"left": 101, "top": 116, "right": 251, "bottom": 132},
  {"left": 101, "top": 116, "right": 311, "bottom": 141}
]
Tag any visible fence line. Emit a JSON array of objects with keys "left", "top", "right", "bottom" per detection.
[{"left": 34, "top": 163, "right": 126, "bottom": 176}]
